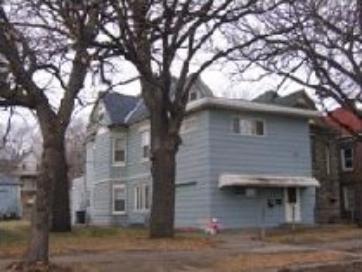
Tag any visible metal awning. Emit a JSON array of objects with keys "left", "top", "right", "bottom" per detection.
[{"left": 219, "top": 174, "right": 320, "bottom": 188}]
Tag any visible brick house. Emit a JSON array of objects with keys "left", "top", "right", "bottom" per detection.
[{"left": 325, "top": 108, "right": 362, "bottom": 223}]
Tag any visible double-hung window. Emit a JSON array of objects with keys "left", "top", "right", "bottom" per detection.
[
  {"left": 141, "top": 130, "right": 150, "bottom": 160},
  {"left": 232, "top": 117, "right": 265, "bottom": 136},
  {"left": 113, "top": 137, "right": 126, "bottom": 166},
  {"left": 134, "top": 184, "right": 151, "bottom": 211},
  {"left": 113, "top": 184, "right": 126, "bottom": 214},
  {"left": 341, "top": 147, "right": 353, "bottom": 171}
]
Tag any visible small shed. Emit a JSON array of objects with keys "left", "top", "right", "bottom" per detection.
[{"left": 0, "top": 174, "right": 22, "bottom": 219}]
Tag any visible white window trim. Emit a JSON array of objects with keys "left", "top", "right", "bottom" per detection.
[
  {"left": 112, "top": 184, "right": 126, "bottom": 215},
  {"left": 231, "top": 116, "right": 266, "bottom": 137},
  {"left": 341, "top": 148, "right": 354, "bottom": 171},
  {"left": 134, "top": 184, "right": 151, "bottom": 212},
  {"left": 140, "top": 130, "right": 151, "bottom": 162},
  {"left": 112, "top": 137, "right": 127, "bottom": 167}
]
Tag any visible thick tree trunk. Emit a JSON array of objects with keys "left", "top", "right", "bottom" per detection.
[
  {"left": 51, "top": 137, "right": 71, "bottom": 232},
  {"left": 25, "top": 138, "right": 55, "bottom": 263},
  {"left": 149, "top": 110, "right": 178, "bottom": 238},
  {"left": 25, "top": 123, "right": 70, "bottom": 262}
]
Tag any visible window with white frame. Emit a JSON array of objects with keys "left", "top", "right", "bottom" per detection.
[
  {"left": 341, "top": 147, "right": 353, "bottom": 171},
  {"left": 141, "top": 130, "right": 150, "bottom": 160},
  {"left": 113, "top": 184, "right": 126, "bottom": 214},
  {"left": 113, "top": 137, "right": 126, "bottom": 165},
  {"left": 232, "top": 117, "right": 265, "bottom": 136},
  {"left": 134, "top": 184, "right": 151, "bottom": 211}
]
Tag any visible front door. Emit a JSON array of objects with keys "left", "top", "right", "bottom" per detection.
[{"left": 284, "top": 188, "right": 301, "bottom": 223}]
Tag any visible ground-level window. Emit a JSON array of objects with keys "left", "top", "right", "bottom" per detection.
[
  {"left": 232, "top": 117, "right": 265, "bottom": 136},
  {"left": 343, "top": 187, "right": 354, "bottom": 212},
  {"left": 134, "top": 184, "right": 151, "bottom": 211},
  {"left": 113, "top": 184, "right": 126, "bottom": 214},
  {"left": 341, "top": 147, "right": 353, "bottom": 171}
]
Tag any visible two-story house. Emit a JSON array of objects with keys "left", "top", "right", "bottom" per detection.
[
  {"left": 324, "top": 108, "right": 362, "bottom": 223},
  {"left": 84, "top": 78, "right": 319, "bottom": 229}
]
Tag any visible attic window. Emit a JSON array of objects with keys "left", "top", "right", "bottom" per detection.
[{"left": 189, "top": 91, "right": 198, "bottom": 101}]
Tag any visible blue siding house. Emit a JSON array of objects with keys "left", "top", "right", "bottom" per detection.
[
  {"left": 0, "top": 174, "right": 22, "bottom": 219},
  {"left": 84, "top": 78, "right": 319, "bottom": 229}
]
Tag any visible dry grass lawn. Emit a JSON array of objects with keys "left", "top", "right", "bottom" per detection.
[
  {"left": 266, "top": 224, "right": 362, "bottom": 244},
  {"left": 215, "top": 251, "right": 350, "bottom": 272},
  {"left": 0, "top": 221, "right": 213, "bottom": 258}
]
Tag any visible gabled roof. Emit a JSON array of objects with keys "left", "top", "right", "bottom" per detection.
[
  {"left": 324, "top": 107, "right": 362, "bottom": 136},
  {"left": 253, "top": 90, "right": 316, "bottom": 110}
]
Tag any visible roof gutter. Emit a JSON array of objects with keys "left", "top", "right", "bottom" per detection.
[{"left": 186, "top": 97, "right": 320, "bottom": 118}]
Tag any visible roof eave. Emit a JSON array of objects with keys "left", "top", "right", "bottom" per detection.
[{"left": 186, "top": 97, "right": 320, "bottom": 118}]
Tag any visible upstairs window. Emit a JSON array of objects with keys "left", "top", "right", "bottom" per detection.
[
  {"left": 113, "top": 137, "right": 126, "bottom": 165},
  {"left": 141, "top": 130, "right": 150, "bottom": 160},
  {"left": 232, "top": 117, "right": 265, "bottom": 136},
  {"left": 112, "top": 184, "right": 126, "bottom": 214},
  {"left": 341, "top": 147, "right": 353, "bottom": 171}
]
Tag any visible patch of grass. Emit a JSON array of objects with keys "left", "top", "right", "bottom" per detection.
[
  {"left": 266, "top": 225, "right": 362, "bottom": 244},
  {"left": 0, "top": 221, "right": 213, "bottom": 259},
  {"left": 214, "top": 250, "right": 350, "bottom": 272}
]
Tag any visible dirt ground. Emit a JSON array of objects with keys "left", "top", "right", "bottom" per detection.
[{"left": 1, "top": 225, "right": 362, "bottom": 272}]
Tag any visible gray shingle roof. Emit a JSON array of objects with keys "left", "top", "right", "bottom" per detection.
[
  {"left": 101, "top": 92, "right": 139, "bottom": 126},
  {"left": 99, "top": 76, "right": 214, "bottom": 126},
  {"left": 253, "top": 90, "right": 316, "bottom": 110}
]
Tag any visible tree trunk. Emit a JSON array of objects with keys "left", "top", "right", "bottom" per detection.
[
  {"left": 25, "top": 138, "right": 55, "bottom": 263},
  {"left": 51, "top": 136, "right": 71, "bottom": 232},
  {"left": 25, "top": 123, "right": 71, "bottom": 262},
  {"left": 149, "top": 111, "right": 178, "bottom": 238}
]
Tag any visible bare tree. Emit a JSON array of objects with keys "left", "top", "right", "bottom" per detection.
[
  {"left": 66, "top": 118, "right": 86, "bottom": 181},
  {"left": 0, "top": 1, "right": 104, "bottom": 264},
  {"left": 95, "top": 0, "right": 284, "bottom": 238},
  {"left": 228, "top": 0, "right": 362, "bottom": 133}
]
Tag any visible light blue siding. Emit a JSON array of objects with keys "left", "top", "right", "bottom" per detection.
[
  {"left": 0, "top": 185, "right": 21, "bottom": 217},
  {"left": 85, "top": 105, "right": 315, "bottom": 229},
  {"left": 207, "top": 109, "right": 314, "bottom": 228}
]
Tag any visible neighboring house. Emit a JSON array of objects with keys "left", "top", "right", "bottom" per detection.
[
  {"left": 255, "top": 90, "right": 341, "bottom": 224},
  {"left": 84, "top": 79, "right": 319, "bottom": 229},
  {"left": 0, "top": 174, "right": 22, "bottom": 219},
  {"left": 325, "top": 108, "right": 362, "bottom": 223},
  {"left": 14, "top": 152, "right": 39, "bottom": 220},
  {"left": 309, "top": 119, "right": 341, "bottom": 223}
]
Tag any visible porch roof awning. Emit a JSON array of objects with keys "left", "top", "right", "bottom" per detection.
[{"left": 219, "top": 174, "right": 320, "bottom": 188}]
